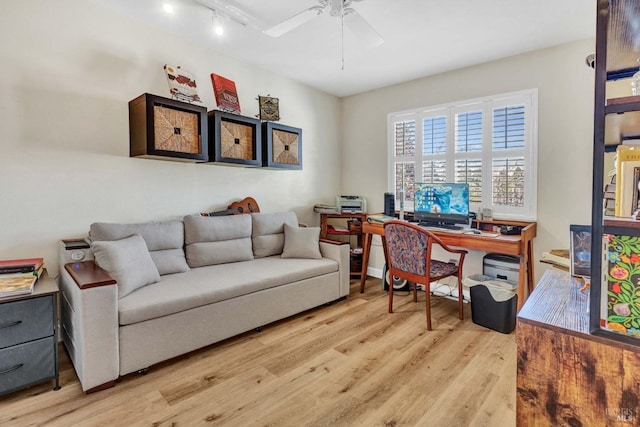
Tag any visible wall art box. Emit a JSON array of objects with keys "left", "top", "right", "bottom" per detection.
[
  {"left": 129, "top": 93, "right": 208, "bottom": 162},
  {"left": 208, "top": 110, "right": 262, "bottom": 167},
  {"left": 262, "top": 122, "right": 302, "bottom": 169}
]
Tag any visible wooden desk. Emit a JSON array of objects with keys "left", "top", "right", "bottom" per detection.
[{"left": 359, "top": 220, "right": 536, "bottom": 310}]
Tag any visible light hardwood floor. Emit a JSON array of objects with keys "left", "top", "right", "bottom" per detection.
[{"left": 1, "top": 279, "right": 516, "bottom": 427}]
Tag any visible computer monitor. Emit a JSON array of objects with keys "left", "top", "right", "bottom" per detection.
[{"left": 414, "top": 182, "right": 470, "bottom": 229}]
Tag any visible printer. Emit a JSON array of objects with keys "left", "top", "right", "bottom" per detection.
[{"left": 336, "top": 195, "right": 367, "bottom": 213}]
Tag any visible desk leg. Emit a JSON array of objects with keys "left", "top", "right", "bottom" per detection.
[
  {"left": 516, "top": 239, "right": 535, "bottom": 311},
  {"left": 517, "top": 255, "right": 526, "bottom": 311},
  {"left": 360, "top": 232, "right": 373, "bottom": 293},
  {"left": 526, "top": 239, "right": 535, "bottom": 295}
]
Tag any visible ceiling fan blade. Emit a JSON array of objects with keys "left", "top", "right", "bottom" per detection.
[
  {"left": 344, "top": 9, "right": 383, "bottom": 48},
  {"left": 263, "top": 6, "right": 325, "bottom": 37}
]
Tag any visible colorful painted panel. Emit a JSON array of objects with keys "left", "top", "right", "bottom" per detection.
[{"left": 602, "top": 234, "right": 640, "bottom": 338}]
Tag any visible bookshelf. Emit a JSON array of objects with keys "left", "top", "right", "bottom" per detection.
[
  {"left": 591, "top": 0, "right": 640, "bottom": 346},
  {"left": 319, "top": 212, "right": 366, "bottom": 278}
]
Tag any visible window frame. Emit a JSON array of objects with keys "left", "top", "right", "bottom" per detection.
[{"left": 387, "top": 89, "right": 538, "bottom": 221}]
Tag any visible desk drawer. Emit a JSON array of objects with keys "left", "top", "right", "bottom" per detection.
[
  {"left": 0, "top": 296, "right": 53, "bottom": 349},
  {"left": 0, "top": 336, "right": 55, "bottom": 395}
]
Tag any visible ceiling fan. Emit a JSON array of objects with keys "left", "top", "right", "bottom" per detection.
[{"left": 263, "top": 0, "right": 384, "bottom": 48}]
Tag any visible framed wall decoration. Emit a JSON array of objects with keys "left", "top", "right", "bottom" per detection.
[
  {"left": 258, "top": 95, "right": 280, "bottom": 121},
  {"left": 208, "top": 110, "right": 261, "bottom": 167},
  {"left": 164, "top": 65, "right": 202, "bottom": 103},
  {"left": 211, "top": 73, "right": 241, "bottom": 114},
  {"left": 262, "top": 122, "right": 302, "bottom": 169},
  {"left": 569, "top": 224, "right": 591, "bottom": 278},
  {"left": 129, "top": 93, "right": 208, "bottom": 162}
]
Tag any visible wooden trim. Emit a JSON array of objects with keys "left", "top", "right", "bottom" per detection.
[
  {"left": 64, "top": 262, "right": 116, "bottom": 290},
  {"left": 472, "top": 218, "right": 534, "bottom": 228}
]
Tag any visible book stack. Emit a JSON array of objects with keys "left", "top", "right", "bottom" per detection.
[
  {"left": 0, "top": 258, "right": 44, "bottom": 298},
  {"left": 367, "top": 213, "right": 397, "bottom": 224},
  {"left": 313, "top": 203, "right": 340, "bottom": 214}
]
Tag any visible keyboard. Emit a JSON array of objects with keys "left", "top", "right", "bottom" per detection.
[{"left": 423, "top": 226, "right": 500, "bottom": 237}]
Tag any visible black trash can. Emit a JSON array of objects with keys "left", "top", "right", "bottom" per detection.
[{"left": 464, "top": 274, "right": 518, "bottom": 334}]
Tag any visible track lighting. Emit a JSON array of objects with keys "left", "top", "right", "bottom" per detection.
[{"left": 212, "top": 10, "right": 225, "bottom": 36}]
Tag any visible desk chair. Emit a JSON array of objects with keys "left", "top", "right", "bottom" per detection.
[{"left": 383, "top": 220, "right": 467, "bottom": 330}]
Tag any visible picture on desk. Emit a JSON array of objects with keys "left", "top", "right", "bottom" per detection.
[{"left": 569, "top": 224, "right": 591, "bottom": 277}]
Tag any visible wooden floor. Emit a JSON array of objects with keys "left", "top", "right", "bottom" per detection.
[{"left": 0, "top": 279, "right": 516, "bottom": 427}]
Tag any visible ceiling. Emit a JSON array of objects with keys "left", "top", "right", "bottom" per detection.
[{"left": 92, "top": 0, "right": 596, "bottom": 97}]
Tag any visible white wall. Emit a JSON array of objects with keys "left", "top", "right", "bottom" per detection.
[
  {"left": 342, "top": 39, "right": 596, "bottom": 282},
  {"left": 0, "top": 0, "right": 342, "bottom": 277}
]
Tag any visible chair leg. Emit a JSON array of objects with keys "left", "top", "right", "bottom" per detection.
[
  {"left": 458, "top": 276, "right": 464, "bottom": 321},
  {"left": 388, "top": 285, "right": 394, "bottom": 313},
  {"left": 425, "top": 287, "right": 432, "bottom": 331},
  {"left": 413, "top": 281, "right": 418, "bottom": 302}
]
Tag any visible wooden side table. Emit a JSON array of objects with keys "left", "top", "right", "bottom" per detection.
[{"left": 0, "top": 271, "right": 60, "bottom": 396}]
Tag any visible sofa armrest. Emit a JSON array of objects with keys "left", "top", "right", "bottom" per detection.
[
  {"left": 319, "top": 240, "right": 350, "bottom": 297},
  {"left": 65, "top": 261, "right": 116, "bottom": 289},
  {"left": 59, "top": 261, "right": 119, "bottom": 392}
]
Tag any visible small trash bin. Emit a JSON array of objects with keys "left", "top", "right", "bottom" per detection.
[{"left": 463, "top": 274, "right": 518, "bottom": 334}]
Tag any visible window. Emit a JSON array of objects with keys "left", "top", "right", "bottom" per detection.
[{"left": 388, "top": 89, "right": 537, "bottom": 220}]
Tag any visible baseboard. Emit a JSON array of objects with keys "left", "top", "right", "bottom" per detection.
[{"left": 366, "top": 267, "right": 383, "bottom": 279}]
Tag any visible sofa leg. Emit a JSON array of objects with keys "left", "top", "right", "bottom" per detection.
[
  {"left": 326, "top": 296, "right": 347, "bottom": 306},
  {"left": 137, "top": 368, "right": 149, "bottom": 375},
  {"left": 255, "top": 326, "right": 263, "bottom": 332}
]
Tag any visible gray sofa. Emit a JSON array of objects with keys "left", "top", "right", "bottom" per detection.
[{"left": 58, "top": 211, "right": 349, "bottom": 393}]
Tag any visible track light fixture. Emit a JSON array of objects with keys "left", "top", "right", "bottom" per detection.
[{"left": 212, "top": 9, "right": 225, "bottom": 36}]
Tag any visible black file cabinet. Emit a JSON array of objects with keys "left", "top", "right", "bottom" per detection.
[{"left": 0, "top": 272, "right": 60, "bottom": 396}]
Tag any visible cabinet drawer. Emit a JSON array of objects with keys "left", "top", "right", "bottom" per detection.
[
  {"left": 0, "top": 296, "right": 53, "bottom": 349},
  {"left": 0, "top": 336, "right": 55, "bottom": 395}
]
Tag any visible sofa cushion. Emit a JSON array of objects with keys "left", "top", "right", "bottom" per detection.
[
  {"left": 89, "top": 221, "right": 189, "bottom": 276},
  {"left": 281, "top": 224, "right": 322, "bottom": 259},
  {"left": 251, "top": 211, "right": 299, "bottom": 258},
  {"left": 91, "top": 234, "right": 161, "bottom": 298},
  {"left": 118, "top": 256, "right": 338, "bottom": 325},
  {"left": 184, "top": 214, "right": 253, "bottom": 267}
]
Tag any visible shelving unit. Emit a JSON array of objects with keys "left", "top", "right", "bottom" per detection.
[
  {"left": 0, "top": 272, "right": 60, "bottom": 396},
  {"left": 591, "top": 0, "right": 640, "bottom": 345},
  {"left": 320, "top": 212, "right": 366, "bottom": 278}
]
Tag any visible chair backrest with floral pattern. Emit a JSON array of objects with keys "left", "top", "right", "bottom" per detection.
[{"left": 384, "top": 222, "right": 431, "bottom": 277}]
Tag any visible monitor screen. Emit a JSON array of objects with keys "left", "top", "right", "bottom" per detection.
[{"left": 414, "top": 182, "right": 470, "bottom": 227}]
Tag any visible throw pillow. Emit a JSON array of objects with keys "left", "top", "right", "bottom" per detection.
[
  {"left": 89, "top": 221, "right": 189, "bottom": 276},
  {"left": 91, "top": 234, "right": 161, "bottom": 298},
  {"left": 281, "top": 223, "right": 322, "bottom": 259}
]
